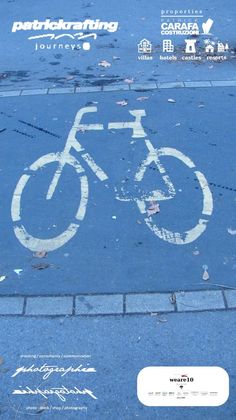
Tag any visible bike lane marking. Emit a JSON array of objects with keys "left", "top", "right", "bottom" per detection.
[
  {"left": 0, "top": 88, "right": 235, "bottom": 294},
  {"left": 11, "top": 106, "right": 213, "bottom": 250}
]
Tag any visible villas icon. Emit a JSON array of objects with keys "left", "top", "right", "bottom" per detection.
[{"left": 138, "top": 38, "right": 152, "bottom": 54}]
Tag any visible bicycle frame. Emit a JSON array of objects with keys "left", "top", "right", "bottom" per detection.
[
  {"left": 46, "top": 106, "right": 149, "bottom": 200},
  {"left": 47, "top": 106, "right": 177, "bottom": 203},
  {"left": 46, "top": 107, "right": 107, "bottom": 199}
]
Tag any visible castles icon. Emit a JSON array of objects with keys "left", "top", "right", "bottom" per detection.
[{"left": 185, "top": 39, "right": 197, "bottom": 54}]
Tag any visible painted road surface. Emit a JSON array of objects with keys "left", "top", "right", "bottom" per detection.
[
  {"left": 0, "top": 0, "right": 236, "bottom": 89},
  {"left": 0, "top": 87, "right": 235, "bottom": 295}
]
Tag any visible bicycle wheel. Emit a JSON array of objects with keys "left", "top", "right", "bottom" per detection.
[
  {"left": 11, "top": 152, "right": 88, "bottom": 252},
  {"left": 135, "top": 147, "right": 213, "bottom": 245}
]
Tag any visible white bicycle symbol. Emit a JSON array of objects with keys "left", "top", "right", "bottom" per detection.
[{"left": 11, "top": 106, "right": 213, "bottom": 252}]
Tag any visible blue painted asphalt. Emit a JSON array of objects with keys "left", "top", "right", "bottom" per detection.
[
  {"left": 0, "top": 0, "right": 236, "bottom": 89},
  {"left": 0, "top": 87, "right": 235, "bottom": 295},
  {"left": 0, "top": 310, "right": 235, "bottom": 419}
]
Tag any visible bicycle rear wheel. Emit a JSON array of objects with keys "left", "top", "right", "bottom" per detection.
[{"left": 11, "top": 152, "right": 89, "bottom": 252}]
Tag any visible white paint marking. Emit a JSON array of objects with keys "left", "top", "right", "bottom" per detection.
[
  {"left": 11, "top": 174, "right": 30, "bottom": 221},
  {"left": 194, "top": 171, "right": 213, "bottom": 216},
  {"left": 46, "top": 153, "right": 85, "bottom": 200},
  {"left": 11, "top": 106, "right": 214, "bottom": 250},
  {"left": 13, "top": 223, "right": 80, "bottom": 252},
  {"left": 135, "top": 141, "right": 176, "bottom": 201},
  {"left": 76, "top": 176, "right": 89, "bottom": 221},
  {"left": 138, "top": 207, "right": 209, "bottom": 245},
  {"left": 11, "top": 153, "right": 89, "bottom": 251},
  {"left": 135, "top": 144, "right": 213, "bottom": 245},
  {"left": 81, "top": 153, "right": 108, "bottom": 181},
  {"left": 156, "top": 147, "right": 195, "bottom": 168},
  {"left": 108, "top": 110, "right": 147, "bottom": 138},
  {"left": 11, "top": 106, "right": 109, "bottom": 251}
]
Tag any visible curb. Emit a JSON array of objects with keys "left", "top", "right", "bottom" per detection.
[
  {"left": 0, "top": 80, "right": 236, "bottom": 98},
  {"left": 0, "top": 289, "right": 235, "bottom": 316}
]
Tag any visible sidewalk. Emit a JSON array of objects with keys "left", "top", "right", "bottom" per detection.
[
  {"left": 0, "top": 309, "right": 235, "bottom": 419},
  {"left": 0, "top": 78, "right": 236, "bottom": 97},
  {"left": 0, "top": 287, "right": 236, "bottom": 316}
]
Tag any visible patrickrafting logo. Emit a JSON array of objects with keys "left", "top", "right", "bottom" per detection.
[{"left": 11, "top": 19, "right": 119, "bottom": 52}]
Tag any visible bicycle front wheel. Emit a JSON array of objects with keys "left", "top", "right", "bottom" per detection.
[{"left": 135, "top": 147, "right": 213, "bottom": 245}]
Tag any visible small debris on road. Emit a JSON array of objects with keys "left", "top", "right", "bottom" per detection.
[
  {"left": 59, "top": 315, "right": 69, "bottom": 325},
  {"left": 77, "top": 127, "right": 86, "bottom": 133},
  {"left": 34, "top": 251, "right": 47, "bottom": 258},
  {"left": 86, "top": 101, "right": 98, "bottom": 106},
  {"left": 147, "top": 202, "right": 160, "bottom": 217},
  {"left": 116, "top": 100, "right": 128, "bottom": 106},
  {"left": 98, "top": 60, "right": 111, "bottom": 68},
  {"left": 137, "top": 96, "right": 149, "bottom": 101},
  {"left": 14, "top": 269, "right": 23, "bottom": 276},
  {"left": 157, "top": 317, "right": 168, "bottom": 324},
  {"left": 227, "top": 227, "right": 236, "bottom": 235},
  {"left": 32, "top": 263, "right": 51, "bottom": 270},
  {"left": 202, "top": 264, "right": 210, "bottom": 281},
  {"left": 169, "top": 293, "right": 176, "bottom": 304},
  {"left": 124, "top": 78, "right": 134, "bottom": 83}
]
